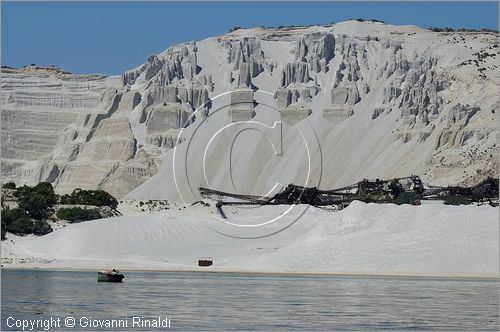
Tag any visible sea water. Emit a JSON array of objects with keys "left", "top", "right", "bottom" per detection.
[{"left": 1, "top": 269, "right": 498, "bottom": 330}]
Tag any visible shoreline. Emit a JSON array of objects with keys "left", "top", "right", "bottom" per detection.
[{"left": 2, "top": 265, "right": 498, "bottom": 281}]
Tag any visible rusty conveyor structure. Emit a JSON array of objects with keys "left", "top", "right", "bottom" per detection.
[{"left": 199, "top": 176, "right": 498, "bottom": 208}]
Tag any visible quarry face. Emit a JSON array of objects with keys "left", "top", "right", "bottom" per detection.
[{"left": 2, "top": 21, "right": 498, "bottom": 199}]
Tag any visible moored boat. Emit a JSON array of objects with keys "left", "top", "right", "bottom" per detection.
[{"left": 97, "top": 269, "right": 124, "bottom": 282}]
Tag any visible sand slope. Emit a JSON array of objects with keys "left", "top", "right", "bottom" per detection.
[{"left": 2, "top": 201, "right": 498, "bottom": 277}]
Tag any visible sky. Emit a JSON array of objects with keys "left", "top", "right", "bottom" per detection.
[{"left": 2, "top": 1, "right": 498, "bottom": 75}]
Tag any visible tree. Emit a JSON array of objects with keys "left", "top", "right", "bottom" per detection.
[
  {"left": 2, "top": 208, "right": 30, "bottom": 226},
  {"left": 60, "top": 189, "right": 118, "bottom": 209},
  {"left": 17, "top": 182, "right": 58, "bottom": 219},
  {"left": 14, "top": 185, "right": 31, "bottom": 199},
  {"left": 5, "top": 217, "right": 34, "bottom": 235},
  {"left": 2, "top": 208, "right": 32, "bottom": 238},
  {"left": 59, "top": 194, "right": 72, "bottom": 205},
  {"left": 2, "top": 182, "right": 16, "bottom": 189},
  {"left": 2, "top": 208, "right": 52, "bottom": 238},
  {"left": 32, "top": 220, "right": 53, "bottom": 235}
]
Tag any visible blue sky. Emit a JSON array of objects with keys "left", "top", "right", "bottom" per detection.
[{"left": 2, "top": 2, "right": 498, "bottom": 75}]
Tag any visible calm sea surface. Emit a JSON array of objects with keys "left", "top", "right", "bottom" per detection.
[{"left": 1, "top": 269, "right": 498, "bottom": 331}]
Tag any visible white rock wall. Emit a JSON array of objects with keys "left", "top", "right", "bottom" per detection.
[{"left": 2, "top": 21, "right": 499, "bottom": 199}]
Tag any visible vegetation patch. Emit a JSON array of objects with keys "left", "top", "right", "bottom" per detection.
[
  {"left": 392, "top": 192, "right": 420, "bottom": 205},
  {"left": 32, "top": 220, "right": 53, "bottom": 235},
  {"left": 5, "top": 217, "right": 34, "bottom": 235},
  {"left": 443, "top": 196, "right": 472, "bottom": 206},
  {"left": 1, "top": 183, "right": 116, "bottom": 240},
  {"left": 353, "top": 18, "right": 386, "bottom": 24},
  {"left": 15, "top": 182, "right": 58, "bottom": 219},
  {"left": 2, "top": 182, "right": 16, "bottom": 189},
  {"left": 1, "top": 208, "right": 53, "bottom": 237},
  {"left": 59, "top": 189, "right": 118, "bottom": 209},
  {"left": 56, "top": 207, "right": 102, "bottom": 223},
  {"left": 428, "top": 27, "right": 498, "bottom": 33}
]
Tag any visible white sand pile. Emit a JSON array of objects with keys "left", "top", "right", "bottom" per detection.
[{"left": 2, "top": 201, "right": 497, "bottom": 277}]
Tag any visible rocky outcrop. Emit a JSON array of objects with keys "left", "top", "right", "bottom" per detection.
[
  {"left": 144, "top": 104, "right": 192, "bottom": 133},
  {"left": 435, "top": 103, "right": 481, "bottom": 149},
  {"left": 226, "top": 37, "right": 266, "bottom": 87}
]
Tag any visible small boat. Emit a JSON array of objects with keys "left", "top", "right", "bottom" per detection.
[
  {"left": 97, "top": 269, "right": 124, "bottom": 282},
  {"left": 198, "top": 257, "right": 213, "bottom": 267}
]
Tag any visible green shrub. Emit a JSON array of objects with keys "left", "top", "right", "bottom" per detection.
[
  {"left": 56, "top": 207, "right": 102, "bottom": 223},
  {"left": 356, "top": 194, "right": 374, "bottom": 203},
  {"left": 2, "top": 182, "right": 16, "bottom": 189},
  {"left": 14, "top": 185, "right": 31, "bottom": 198},
  {"left": 352, "top": 18, "right": 386, "bottom": 24},
  {"left": 429, "top": 26, "right": 498, "bottom": 33},
  {"left": 443, "top": 196, "right": 472, "bottom": 206},
  {"left": 16, "top": 182, "right": 58, "bottom": 219},
  {"left": 32, "top": 220, "right": 53, "bottom": 235},
  {"left": 59, "top": 194, "right": 72, "bottom": 205},
  {"left": 2, "top": 208, "right": 32, "bottom": 239},
  {"left": 2, "top": 208, "right": 30, "bottom": 226},
  {"left": 2, "top": 208, "right": 53, "bottom": 238},
  {"left": 5, "top": 217, "right": 34, "bottom": 235},
  {"left": 393, "top": 192, "right": 420, "bottom": 205},
  {"left": 60, "top": 189, "right": 118, "bottom": 209}
]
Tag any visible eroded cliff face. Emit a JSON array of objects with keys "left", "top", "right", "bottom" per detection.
[
  {"left": 1, "top": 66, "right": 157, "bottom": 197},
  {"left": 2, "top": 21, "right": 498, "bottom": 199}
]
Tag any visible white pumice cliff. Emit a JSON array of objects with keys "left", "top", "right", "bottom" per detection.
[{"left": 2, "top": 21, "right": 498, "bottom": 199}]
